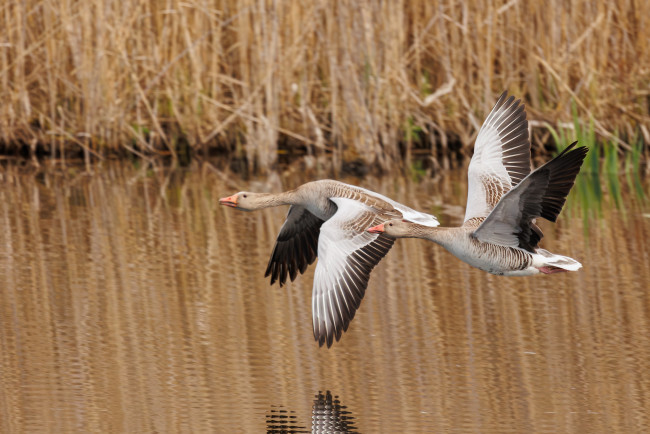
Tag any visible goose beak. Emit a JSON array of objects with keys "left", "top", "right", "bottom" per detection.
[
  {"left": 219, "top": 194, "right": 238, "bottom": 208},
  {"left": 367, "top": 223, "right": 385, "bottom": 234}
]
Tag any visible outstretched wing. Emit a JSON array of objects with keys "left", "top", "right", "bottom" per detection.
[
  {"left": 472, "top": 143, "right": 588, "bottom": 252},
  {"left": 464, "top": 92, "right": 531, "bottom": 223},
  {"left": 311, "top": 198, "right": 396, "bottom": 348},
  {"left": 265, "top": 205, "right": 325, "bottom": 286}
]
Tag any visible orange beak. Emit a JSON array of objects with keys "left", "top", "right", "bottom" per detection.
[
  {"left": 219, "top": 194, "right": 238, "bottom": 208},
  {"left": 366, "top": 223, "right": 385, "bottom": 234}
]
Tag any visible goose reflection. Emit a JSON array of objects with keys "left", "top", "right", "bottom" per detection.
[{"left": 267, "top": 391, "right": 358, "bottom": 433}]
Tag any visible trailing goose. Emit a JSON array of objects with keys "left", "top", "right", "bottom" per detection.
[
  {"left": 219, "top": 180, "right": 439, "bottom": 347},
  {"left": 368, "top": 92, "right": 587, "bottom": 276}
]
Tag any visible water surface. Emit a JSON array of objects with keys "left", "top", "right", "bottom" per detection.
[{"left": 0, "top": 163, "right": 648, "bottom": 433}]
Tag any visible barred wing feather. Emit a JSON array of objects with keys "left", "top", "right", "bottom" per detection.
[{"left": 464, "top": 92, "right": 531, "bottom": 222}]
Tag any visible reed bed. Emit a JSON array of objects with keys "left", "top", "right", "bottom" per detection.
[{"left": 0, "top": 0, "right": 648, "bottom": 171}]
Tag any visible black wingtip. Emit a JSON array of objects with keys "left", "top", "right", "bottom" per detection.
[
  {"left": 495, "top": 91, "right": 509, "bottom": 105},
  {"left": 314, "top": 320, "right": 330, "bottom": 348},
  {"left": 315, "top": 333, "right": 333, "bottom": 349},
  {"left": 547, "top": 141, "right": 587, "bottom": 166},
  {"left": 556, "top": 141, "right": 589, "bottom": 162},
  {"left": 493, "top": 91, "right": 522, "bottom": 110},
  {"left": 313, "top": 317, "right": 347, "bottom": 349},
  {"left": 538, "top": 141, "right": 588, "bottom": 222},
  {"left": 265, "top": 212, "right": 323, "bottom": 287},
  {"left": 556, "top": 141, "right": 578, "bottom": 157},
  {"left": 326, "top": 327, "right": 334, "bottom": 348}
]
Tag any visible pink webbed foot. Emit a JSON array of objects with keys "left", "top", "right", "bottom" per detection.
[{"left": 537, "top": 266, "right": 569, "bottom": 275}]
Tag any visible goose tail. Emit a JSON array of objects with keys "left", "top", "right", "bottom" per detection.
[{"left": 537, "top": 249, "right": 582, "bottom": 272}]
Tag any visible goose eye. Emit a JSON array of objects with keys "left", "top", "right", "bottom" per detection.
[
  {"left": 243, "top": 194, "right": 248, "bottom": 198},
  {"left": 388, "top": 223, "right": 393, "bottom": 226}
]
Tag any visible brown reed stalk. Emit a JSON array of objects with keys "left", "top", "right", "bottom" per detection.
[{"left": 0, "top": 0, "right": 648, "bottom": 171}]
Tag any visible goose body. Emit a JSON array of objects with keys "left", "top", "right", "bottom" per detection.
[
  {"left": 219, "top": 179, "right": 439, "bottom": 347},
  {"left": 379, "top": 223, "right": 580, "bottom": 276},
  {"left": 368, "top": 92, "right": 587, "bottom": 276}
]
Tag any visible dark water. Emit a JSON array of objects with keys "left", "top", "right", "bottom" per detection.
[{"left": 0, "top": 163, "right": 648, "bottom": 433}]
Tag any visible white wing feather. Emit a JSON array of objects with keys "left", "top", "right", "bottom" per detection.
[
  {"left": 311, "top": 197, "right": 393, "bottom": 347},
  {"left": 464, "top": 93, "right": 531, "bottom": 222}
]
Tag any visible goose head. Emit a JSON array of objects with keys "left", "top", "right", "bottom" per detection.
[
  {"left": 219, "top": 191, "right": 266, "bottom": 211},
  {"left": 367, "top": 219, "right": 419, "bottom": 238}
]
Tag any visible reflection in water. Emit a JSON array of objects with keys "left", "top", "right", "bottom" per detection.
[
  {"left": 266, "top": 391, "right": 357, "bottom": 433},
  {"left": 0, "top": 163, "right": 648, "bottom": 432},
  {"left": 312, "top": 391, "right": 357, "bottom": 433},
  {"left": 266, "top": 407, "right": 308, "bottom": 433}
]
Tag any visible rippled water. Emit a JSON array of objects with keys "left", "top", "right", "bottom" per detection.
[{"left": 0, "top": 163, "right": 648, "bottom": 433}]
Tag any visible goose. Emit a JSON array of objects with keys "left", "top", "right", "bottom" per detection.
[
  {"left": 219, "top": 180, "right": 439, "bottom": 347},
  {"left": 368, "top": 92, "right": 588, "bottom": 276}
]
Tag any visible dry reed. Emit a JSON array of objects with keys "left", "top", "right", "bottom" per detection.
[{"left": 0, "top": 0, "right": 648, "bottom": 170}]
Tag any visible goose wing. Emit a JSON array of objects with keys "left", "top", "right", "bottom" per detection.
[
  {"left": 352, "top": 185, "right": 440, "bottom": 227},
  {"left": 265, "top": 205, "right": 325, "bottom": 286},
  {"left": 472, "top": 143, "right": 588, "bottom": 252},
  {"left": 312, "top": 198, "right": 396, "bottom": 348},
  {"left": 464, "top": 92, "right": 531, "bottom": 223}
]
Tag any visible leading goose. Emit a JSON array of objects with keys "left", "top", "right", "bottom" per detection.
[
  {"left": 368, "top": 92, "right": 588, "bottom": 276},
  {"left": 219, "top": 180, "right": 439, "bottom": 347}
]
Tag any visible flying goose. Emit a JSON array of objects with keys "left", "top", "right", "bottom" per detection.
[
  {"left": 368, "top": 92, "right": 587, "bottom": 276},
  {"left": 219, "top": 180, "right": 439, "bottom": 347}
]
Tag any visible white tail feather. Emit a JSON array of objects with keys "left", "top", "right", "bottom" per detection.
[{"left": 539, "top": 249, "right": 582, "bottom": 271}]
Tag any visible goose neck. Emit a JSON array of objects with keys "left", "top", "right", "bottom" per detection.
[{"left": 418, "top": 226, "right": 458, "bottom": 247}]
